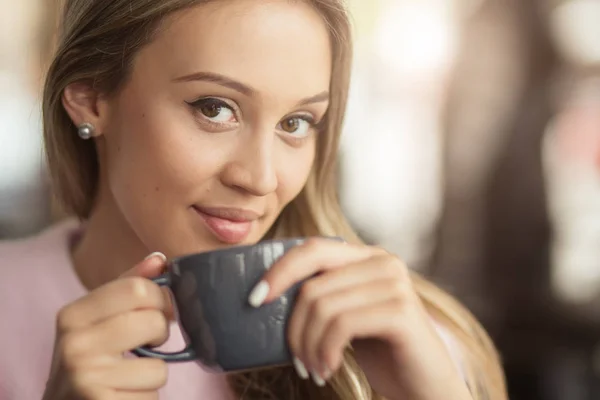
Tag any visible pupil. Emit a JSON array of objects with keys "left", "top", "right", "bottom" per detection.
[
  {"left": 284, "top": 118, "right": 299, "bottom": 132},
  {"left": 202, "top": 102, "right": 221, "bottom": 118}
]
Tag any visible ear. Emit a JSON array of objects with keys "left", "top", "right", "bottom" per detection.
[{"left": 62, "top": 81, "right": 109, "bottom": 137}]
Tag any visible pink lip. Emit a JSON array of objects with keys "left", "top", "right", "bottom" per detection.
[{"left": 193, "top": 206, "right": 261, "bottom": 244}]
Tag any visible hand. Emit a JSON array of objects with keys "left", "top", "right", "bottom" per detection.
[
  {"left": 43, "top": 253, "right": 172, "bottom": 400},
  {"left": 248, "top": 239, "right": 472, "bottom": 400}
]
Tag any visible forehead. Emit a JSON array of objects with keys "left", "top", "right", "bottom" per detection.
[{"left": 135, "top": 0, "right": 332, "bottom": 100}]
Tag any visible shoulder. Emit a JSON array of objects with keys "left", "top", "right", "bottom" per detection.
[
  {"left": 0, "top": 220, "right": 84, "bottom": 399},
  {"left": 0, "top": 219, "right": 82, "bottom": 304},
  {"left": 0, "top": 219, "right": 79, "bottom": 268}
]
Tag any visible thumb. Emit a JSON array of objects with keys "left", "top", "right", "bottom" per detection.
[{"left": 120, "top": 252, "right": 168, "bottom": 279}]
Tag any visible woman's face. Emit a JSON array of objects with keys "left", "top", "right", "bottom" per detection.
[{"left": 95, "top": 0, "right": 332, "bottom": 256}]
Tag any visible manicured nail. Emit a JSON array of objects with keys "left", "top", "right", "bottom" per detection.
[
  {"left": 321, "top": 365, "right": 333, "bottom": 380},
  {"left": 311, "top": 371, "right": 326, "bottom": 387},
  {"left": 145, "top": 252, "right": 167, "bottom": 262},
  {"left": 293, "top": 357, "right": 309, "bottom": 380},
  {"left": 248, "top": 281, "right": 270, "bottom": 308}
]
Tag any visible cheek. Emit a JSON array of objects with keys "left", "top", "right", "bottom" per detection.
[
  {"left": 275, "top": 143, "right": 316, "bottom": 203},
  {"left": 102, "top": 93, "right": 222, "bottom": 222}
]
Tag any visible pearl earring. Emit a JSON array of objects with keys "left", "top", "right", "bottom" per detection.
[{"left": 77, "top": 122, "right": 96, "bottom": 140}]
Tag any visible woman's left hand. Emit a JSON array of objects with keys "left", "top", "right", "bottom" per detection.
[{"left": 248, "top": 238, "right": 471, "bottom": 400}]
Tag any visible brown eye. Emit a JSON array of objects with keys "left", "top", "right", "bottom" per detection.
[
  {"left": 281, "top": 117, "right": 300, "bottom": 133},
  {"left": 189, "top": 98, "right": 236, "bottom": 123},
  {"left": 277, "top": 116, "right": 313, "bottom": 138},
  {"left": 201, "top": 101, "right": 221, "bottom": 118}
]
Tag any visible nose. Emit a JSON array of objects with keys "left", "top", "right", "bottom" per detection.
[{"left": 220, "top": 132, "right": 278, "bottom": 197}]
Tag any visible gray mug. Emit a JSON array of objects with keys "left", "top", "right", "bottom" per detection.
[{"left": 132, "top": 238, "right": 328, "bottom": 372}]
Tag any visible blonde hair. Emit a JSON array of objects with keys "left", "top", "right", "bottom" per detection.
[{"left": 43, "top": 0, "right": 507, "bottom": 399}]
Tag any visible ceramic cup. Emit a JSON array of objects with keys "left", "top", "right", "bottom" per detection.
[{"left": 132, "top": 238, "right": 335, "bottom": 372}]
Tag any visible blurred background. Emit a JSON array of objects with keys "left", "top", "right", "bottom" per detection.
[{"left": 1, "top": 0, "right": 600, "bottom": 398}]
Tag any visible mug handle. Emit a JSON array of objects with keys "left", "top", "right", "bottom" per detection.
[{"left": 130, "top": 273, "right": 197, "bottom": 362}]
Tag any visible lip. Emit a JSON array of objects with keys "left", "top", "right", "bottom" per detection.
[
  {"left": 193, "top": 206, "right": 262, "bottom": 222},
  {"left": 192, "top": 206, "right": 262, "bottom": 244}
]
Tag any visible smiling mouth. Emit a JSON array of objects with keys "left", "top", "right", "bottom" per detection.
[{"left": 192, "top": 206, "right": 261, "bottom": 244}]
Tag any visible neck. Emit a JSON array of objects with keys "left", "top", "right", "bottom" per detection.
[{"left": 72, "top": 188, "right": 149, "bottom": 290}]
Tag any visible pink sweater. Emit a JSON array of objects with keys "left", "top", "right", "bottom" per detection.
[
  {"left": 0, "top": 220, "right": 465, "bottom": 399},
  {"left": 0, "top": 220, "right": 234, "bottom": 400}
]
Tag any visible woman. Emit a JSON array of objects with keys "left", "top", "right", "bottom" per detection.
[{"left": 0, "top": 0, "right": 507, "bottom": 399}]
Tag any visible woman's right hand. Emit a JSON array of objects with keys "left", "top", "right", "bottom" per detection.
[{"left": 43, "top": 253, "right": 171, "bottom": 400}]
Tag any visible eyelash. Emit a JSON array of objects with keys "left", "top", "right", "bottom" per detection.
[
  {"left": 187, "top": 98, "right": 239, "bottom": 129},
  {"left": 186, "top": 97, "right": 323, "bottom": 143}
]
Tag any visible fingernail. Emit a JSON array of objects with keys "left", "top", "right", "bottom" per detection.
[
  {"left": 293, "top": 358, "right": 309, "bottom": 380},
  {"left": 321, "top": 365, "right": 333, "bottom": 380},
  {"left": 145, "top": 252, "right": 167, "bottom": 262},
  {"left": 311, "top": 371, "right": 326, "bottom": 387},
  {"left": 248, "top": 281, "right": 270, "bottom": 308}
]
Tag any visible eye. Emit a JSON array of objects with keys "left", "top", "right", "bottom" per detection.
[
  {"left": 189, "top": 98, "right": 237, "bottom": 123},
  {"left": 278, "top": 116, "right": 313, "bottom": 137}
]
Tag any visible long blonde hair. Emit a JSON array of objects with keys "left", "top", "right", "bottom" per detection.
[{"left": 43, "top": 0, "right": 507, "bottom": 399}]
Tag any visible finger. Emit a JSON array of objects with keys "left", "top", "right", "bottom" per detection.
[
  {"left": 292, "top": 253, "right": 405, "bottom": 310},
  {"left": 248, "top": 239, "right": 382, "bottom": 307},
  {"left": 287, "top": 255, "right": 401, "bottom": 361},
  {"left": 161, "top": 288, "right": 176, "bottom": 321},
  {"left": 57, "top": 257, "right": 168, "bottom": 331},
  {"left": 124, "top": 253, "right": 176, "bottom": 321},
  {"left": 115, "top": 392, "right": 159, "bottom": 400},
  {"left": 62, "top": 310, "right": 169, "bottom": 358},
  {"left": 288, "top": 254, "right": 399, "bottom": 371},
  {"left": 96, "top": 309, "right": 170, "bottom": 352},
  {"left": 316, "top": 299, "right": 407, "bottom": 377},
  {"left": 89, "top": 358, "right": 168, "bottom": 391},
  {"left": 121, "top": 252, "right": 175, "bottom": 321},
  {"left": 79, "top": 389, "right": 159, "bottom": 400},
  {"left": 121, "top": 252, "right": 168, "bottom": 278},
  {"left": 290, "top": 278, "right": 406, "bottom": 375}
]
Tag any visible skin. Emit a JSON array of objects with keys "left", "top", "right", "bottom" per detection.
[
  {"left": 66, "top": 0, "right": 330, "bottom": 289},
  {"left": 46, "top": 1, "right": 472, "bottom": 399}
]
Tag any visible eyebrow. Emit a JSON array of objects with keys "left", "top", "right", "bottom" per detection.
[{"left": 173, "top": 71, "right": 330, "bottom": 106}]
